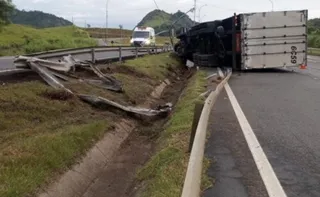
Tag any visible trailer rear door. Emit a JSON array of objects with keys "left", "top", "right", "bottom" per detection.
[{"left": 240, "top": 10, "right": 308, "bottom": 69}]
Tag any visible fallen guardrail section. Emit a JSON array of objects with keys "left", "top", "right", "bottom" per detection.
[
  {"left": 181, "top": 68, "right": 232, "bottom": 197},
  {"left": 9, "top": 47, "right": 174, "bottom": 118}
]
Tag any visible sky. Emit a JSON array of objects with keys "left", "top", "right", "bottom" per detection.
[{"left": 12, "top": 0, "right": 320, "bottom": 29}]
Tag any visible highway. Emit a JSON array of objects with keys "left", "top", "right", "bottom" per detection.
[{"left": 205, "top": 56, "right": 320, "bottom": 197}]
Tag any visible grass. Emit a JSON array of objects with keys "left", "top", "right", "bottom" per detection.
[
  {"left": 0, "top": 24, "right": 97, "bottom": 56},
  {"left": 0, "top": 53, "right": 182, "bottom": 197},
  {"left": 308, "top": 47, "right": 320, "bottom": 56},
  {"left": 84, "top": 27, "right": 132, "bottom": 39},
  {"left": 123, "top": 53, "right": 180, "bottom": 80},
  {"left": 137, "top": 71, "right": 212, "bottom": 197},
  {"left": 0, "top": 82, "right": 110, "bottom": 197}
]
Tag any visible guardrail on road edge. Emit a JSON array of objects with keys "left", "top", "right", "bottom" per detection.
[
  {"left": 1, "top": 45, "right": 173, "bottom": 76},
  {"left": 181, "top": 69, "right": 232, "bottom": 197}
]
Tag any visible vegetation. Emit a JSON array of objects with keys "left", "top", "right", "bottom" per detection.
[
  {"left": 9, "top": 9, "right": 72, "bottom": 28},
  {"left": 0, "top": 0, "right": 14, "bottom": 27},
  {"left": 0, "top": 52, "right": 179, "bottom": 197},
  {"left": 137, "top": 9, "right": 194, "bottom": 36},
  {"left": 0, "top": 24, "right": 97, "bottom": 56},
  {"left": 85, "top": 27, "right": 132, "bottom": 38},
  {"left": 308, "top": 18, "right": 320, "bottom": 49},
  {"left": 0, "top": 81, "right": 112, "bottom": 197},
  {"left": 138, "top": 71, "right": 212, "bottom": 197}
]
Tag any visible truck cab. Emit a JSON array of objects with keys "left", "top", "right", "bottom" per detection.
[{"left": 130, "top": 26, "right": 156, "bottom": 47}]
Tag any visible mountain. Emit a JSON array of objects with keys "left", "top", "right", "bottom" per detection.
[
  {"left": 9, "top": 9, "right": 72, "bottom": 28},
  {"left": 137, "top": 9, "right": 195, "bottom": 35}
]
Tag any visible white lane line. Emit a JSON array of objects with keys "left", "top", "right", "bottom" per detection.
[{"left": 224, "top": 83, "right": 287, "bottom": 197}]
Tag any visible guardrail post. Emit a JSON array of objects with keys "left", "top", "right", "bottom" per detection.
[
  {"left": 135, "top": 47, "right": 138, "bottom": 58},
  {"left": 119, "top": 46, "right": 122, "bottom": 62},
  {"left": 91, "top": 48, "right": 95, "bottom": 63},
  {"left": 188, "top": 103, "right": 204, "bottom": 153}
]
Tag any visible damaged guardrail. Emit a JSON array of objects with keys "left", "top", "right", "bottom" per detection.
[
  {"left": 12, "top": 54, "right": 173, "bottom": 118},
  {"left": 2, "top": 45, "right": 172, "bottom": 76},
  {"left": 181, "top": 68, "right": 232, "bottom": 197}
]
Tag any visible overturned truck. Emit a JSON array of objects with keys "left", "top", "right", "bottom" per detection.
[{"left": 174, "top": 10, "right": 308, "bottom": 70}]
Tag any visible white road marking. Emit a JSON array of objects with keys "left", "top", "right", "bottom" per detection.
[{"left": 224, "top": 82, "right": 287, "bottom": 197}]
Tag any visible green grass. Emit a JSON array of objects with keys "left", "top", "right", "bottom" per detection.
[
  {"left": 0, "top": 53, "right": 183, "bottom": 197},
  {"left": 0, "top": 82, "right": 110, "bottom": 197},
  {"left": 137, "top": 71, "right": 212, "bottom": 197},
  {"left": 124, "top": 53, "right": 181, "bottom": 80},
  {"left": 308, "top": 47, "right": 320, "bottom": 56},
  {"left": 0, "top": 24, "right": 97, "bottom": 56},
  {"left": 85, "top": 27, "right": 132, "bottom": 39}
]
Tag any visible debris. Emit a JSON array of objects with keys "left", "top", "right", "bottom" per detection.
[
  {"left": 29, "top": 62, "right": 73, "bottom": 94},
  {"left": 78, "top": 94, "right": 172, "bottom": 117},
  {"left": 13, "top": 55, "right": 123, "bottom": 92},
  {"left": 15, "top": 55, "right": 75, "bottom": 72},
  {"left": 89, "top": 64, "right": 123, "bottom": 92},
  {"left": 206, "top": 73, "right": 217, "bottom": 79},
  {"left": 186, "top": 60, "right": 194, "bottom": 68}
]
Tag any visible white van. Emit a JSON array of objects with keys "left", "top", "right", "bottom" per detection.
[{"left": 130, "top": 26, "right": 156, "bottom": 47}]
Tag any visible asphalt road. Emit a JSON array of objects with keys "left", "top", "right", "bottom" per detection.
[
  {"left": 0, "top": 50, "right": 146, "bottom": 70},
  {"left": 205, "top": 57, "right": 320, "bottom": 197}
]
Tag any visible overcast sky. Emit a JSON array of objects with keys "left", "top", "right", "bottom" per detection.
[{"left": 12, "top": 0, "right": 320, "bottom": 29}]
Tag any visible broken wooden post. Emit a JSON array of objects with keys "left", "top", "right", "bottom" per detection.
[{"left": 188, "top": 103, "right": 204, "bottom": 153}]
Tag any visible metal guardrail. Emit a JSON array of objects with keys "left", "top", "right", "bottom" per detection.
[
  {"left": 181, "top": 69, "right": 232, "bottom": 197},
  {"left": 26, "top": 45, "right": 171, "bottom": 57},
  {"left": 30, "top": 45, "right": 173, "bottom": 60},
  {"left": 1, "top": 45, "right": 173, "bottom": 75}
]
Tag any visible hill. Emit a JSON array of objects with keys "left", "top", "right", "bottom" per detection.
[
  {"left": 9, "top": 9, "right": 72, "bottom": 28},
  {"left": 137, "top": 9, "right": 195, "bottom": 35},
  {"left": 0, "top": 25, "right": 96, "bottom": 56},
  {"left": 85, "top": 28, "right": 132, "bottom": 38}
]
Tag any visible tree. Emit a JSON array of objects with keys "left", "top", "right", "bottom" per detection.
[{"left": 0, "top": 0, "right": 14, "bottom": 27}]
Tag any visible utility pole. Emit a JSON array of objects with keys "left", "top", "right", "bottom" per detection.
[
  {"left": 105, "top": 0, "right": 110, "bottom": 43},
  {"left": 268, "top": 0, "right": 274, "bottom": 11},
  {"left": 194, "top": 0, "right": 197, "bottom": 26}
]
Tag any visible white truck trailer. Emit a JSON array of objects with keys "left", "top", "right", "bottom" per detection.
[{"left": 239, "top": 10, "right": 308, "bottom": 69}]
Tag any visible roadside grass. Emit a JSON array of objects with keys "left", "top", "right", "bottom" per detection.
[
  {"left": 308, "top": 48, "right": 320, "bottom": 56},
  {"left": 137, "top": 71, "right": 213, "bottom": 197},
  {"left": 123, "top": 53, "right": 181, "bottom": 80},
  {"left": 0, "top": 53, "right": 182, "bottom": 197},
  {"left": 0, "top": 81, "right": 111, "bottom": 197},
  {"left": 84, "top": 27, "right": 132, "bottom": 39},
  {"left": 0, "top": 24, "right": 97, "bottom": 56}
]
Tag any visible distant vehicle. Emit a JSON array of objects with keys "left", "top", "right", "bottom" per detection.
[
  {"left": 175, "top": 10, "right": 308, "bottom": 70},
  {"left": 130, "top": 26, "right": 156, "bottom": 47}
]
